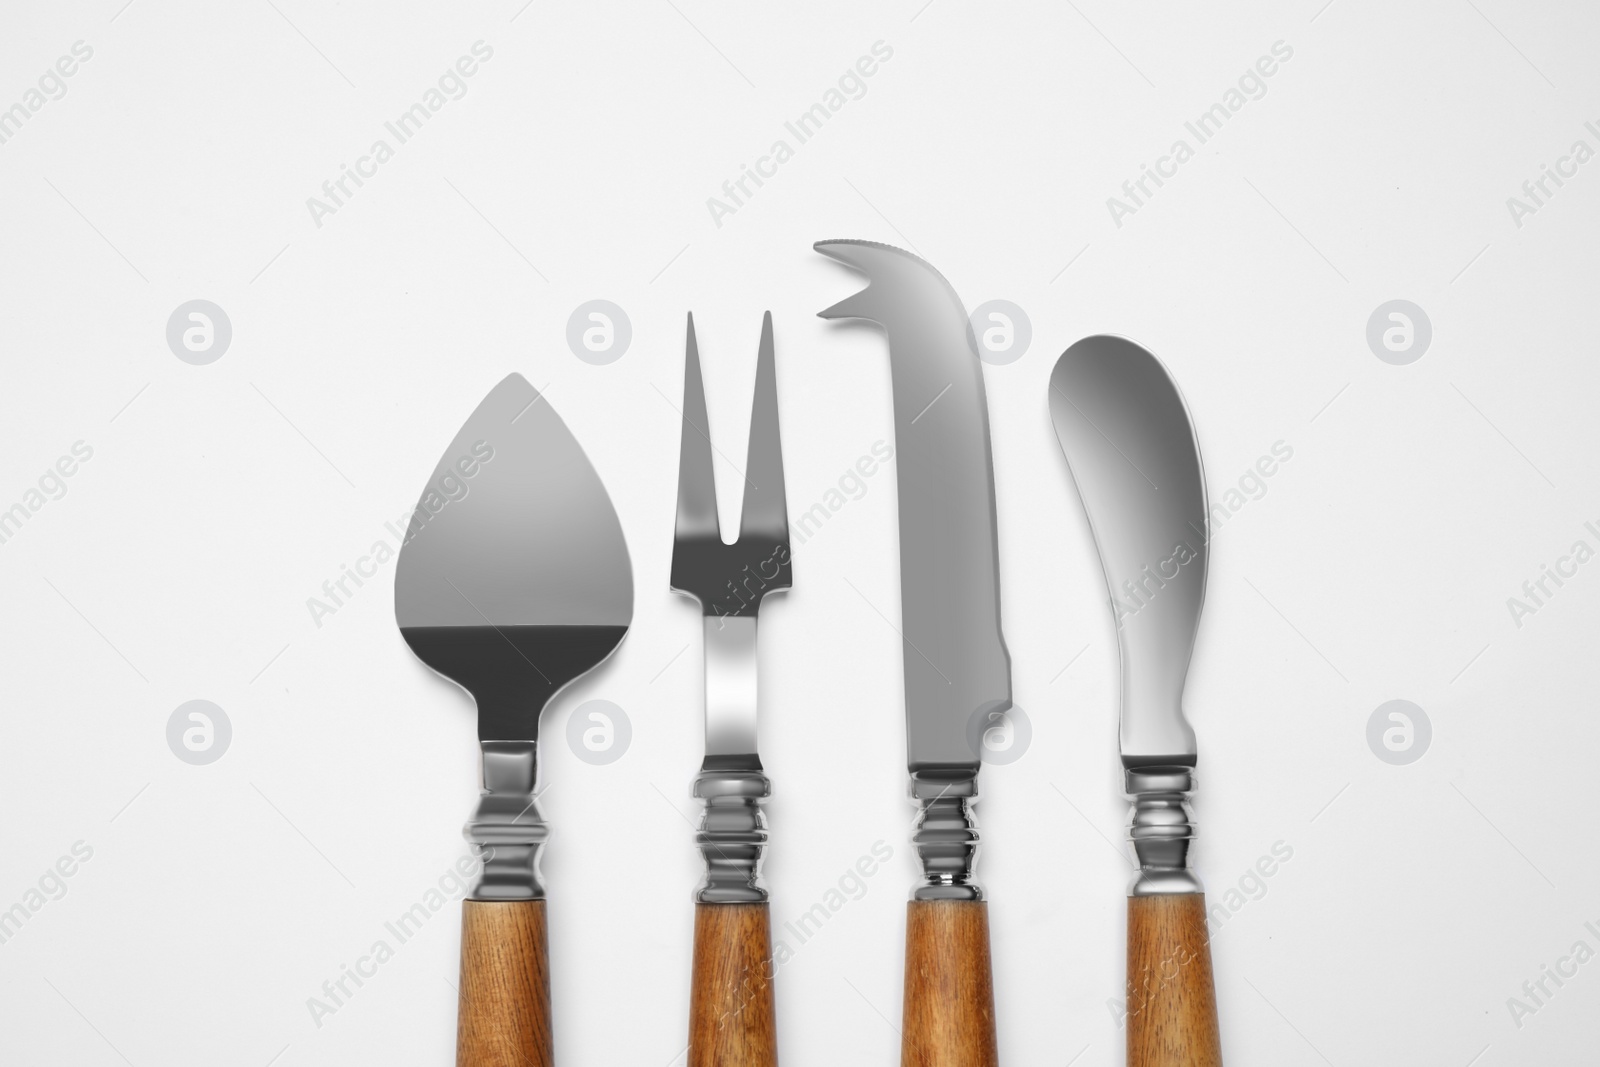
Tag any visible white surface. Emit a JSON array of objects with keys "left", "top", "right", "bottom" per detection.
[{"left": 2, "top": 1, "right": 1598, "bottom": 1064}]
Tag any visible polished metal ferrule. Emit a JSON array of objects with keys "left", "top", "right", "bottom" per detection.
[
  {"left": 693, "top": 762, "right": 770, "bottom": 903},
  {"left": 1126, "top": 765, "right": 1203, "bottom": 897},
  {"left": 910, "top": 771, "right": 982, "bottom": 901},
  {"left": 464, "top": 740, "right": 547, "bottom": 901}
]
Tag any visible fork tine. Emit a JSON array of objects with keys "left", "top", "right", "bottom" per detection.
[
  {"left": 675, "top": 313, "right": 720, "bottom": 541},
  {"left": 738, "top": 311, "right": 788, "bottom": 544}
]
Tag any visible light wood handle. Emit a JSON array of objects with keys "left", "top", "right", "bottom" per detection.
[
  {"left": 457, "top": 899, "right": 553, "bottom": 1067},
  {"left": 688, "top": 902, "right": 778, "bottom": 1067},
  {"left": 901, "top": 899, "right": 998, "bottom": 1067},
  {"left": 1126, "top": 893, "right": 1222, "bottom": 1067}
]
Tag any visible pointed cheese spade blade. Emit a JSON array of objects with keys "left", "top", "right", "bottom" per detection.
[
  {"left": 394, "top": 372, "right": 633, "bottom": 1064},
  {"left": 395, "top": 373, "right": 632, "bottom": 742}
]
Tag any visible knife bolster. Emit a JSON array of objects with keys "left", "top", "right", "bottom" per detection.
[
  {"left": 465, "top": 740, "right": 549, "bottom": 900},
  {"left": 1127, "top": 766, "right": 1202, "bottom": 897},
  {"left": 693, "top": 763, "right": 770, "bottom": 903},
  {"left": 911, "top": 770, "right": 982, "bottom": 901}
]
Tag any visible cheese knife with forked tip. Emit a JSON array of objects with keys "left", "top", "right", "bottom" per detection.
[{"left": 816, "top": 240, "right": 1010, "bottom": 1067}]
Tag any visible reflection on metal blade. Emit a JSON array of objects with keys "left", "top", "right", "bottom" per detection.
[
  {"left": 1049, "top": 336, "right": 1206, "bottom": 766},
  {"left": 394, "top": 373, "right": 632, "bottom": 741},
  {"left": 395, "top": 373, "right": 632, "bottom": 630},
  {"left": 815, "top": 240, "right": 1011, "bottom": 773}
]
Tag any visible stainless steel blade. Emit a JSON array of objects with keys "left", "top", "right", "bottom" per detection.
[
  {"left": 395, "top": 372, "right": 632, "bottom": 900},
  {"left": 1048, "top": 335, "right": 1206, "bottom": 767},
  {"left": 395, "top": 373, "right": 632, "bottom": 637},
  {"left": 816, "top": 240, "right": 1010, "bottom": 902},
  {"left": 815, "top": 240, "right": 1012, "bottom": 775},
  {"left": 394, "top": 371, "right": 632, "bottom": 745}
]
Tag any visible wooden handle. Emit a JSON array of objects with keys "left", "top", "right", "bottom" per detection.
[
  {"left": 688, "top": 902, "right": 778, "bottom": 1067},
  {"left": 457, "top": 899, "right": 553, "bottom": 1067},
  {"left": 1126, "top": 893, "right": 1222, "bottom": 1067},
  {"left": 901, "top": 899, "right": 998, "bottom": 1067}
]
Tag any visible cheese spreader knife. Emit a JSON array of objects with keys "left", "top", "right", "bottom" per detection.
[
  {"left": 817, "top": 240, "right": 1009, "bottom": 1067},
  {"left": 395, "top": 373, "right": 633, "bottom": 1067},
  {"left": 1048, "top": 337, "right": 1222, "bottom": 1067}
]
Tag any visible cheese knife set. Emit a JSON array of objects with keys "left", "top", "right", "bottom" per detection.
[{"left": 396, "top": 240, "right": 1225, "bottom": 1067}]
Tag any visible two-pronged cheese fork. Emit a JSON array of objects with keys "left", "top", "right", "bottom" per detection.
[{"left": 670, "top": 312, "right": 791, "bottom": 1067}]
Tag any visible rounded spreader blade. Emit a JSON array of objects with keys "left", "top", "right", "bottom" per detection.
[
  {"left": 395, "top": 373, "right": 632, "bottom": 740},
  {"left": 1049, "top": 336, "right": 1206, "bottom": 766}
]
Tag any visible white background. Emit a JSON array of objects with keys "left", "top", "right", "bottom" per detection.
[{"left": 2, "top": 1, "right": 1598, "bottom": 1064}]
